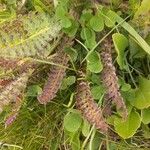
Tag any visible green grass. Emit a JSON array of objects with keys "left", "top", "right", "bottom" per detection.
[{"left": 0, "top": 98, "right": 66, "bottom": 150}]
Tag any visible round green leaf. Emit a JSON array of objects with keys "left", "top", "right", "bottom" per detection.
[
  {"left": 81, "top": 27, "right": 96, "bottom": 49},
  {"left": 81, "top": 27, "right": 93, "bottom": 40},
  {"left": 61, "top": 17, "right": 72, "bottom": 28},
  {"left": 85, "top": 38, "right": 96, "bottom": 50},
  {"left": 64, "top": 112, "right": 82, "bottom": 132},
  {"left": 112, "top": 33, "right": 128, "bottom": 69},
  {"left": 131, "top": 77, "right": 150, "bottom": 109},
  {"left": 26, "top": 85, "right": 42, "bottom": 97},
  {"left": 55, "top": 5, "right": 66, "bottom": 19},
  {"left": 63, "top": 19, "right": 79, "bottom": 37},
  {"left": 114, "top": 109, "right": 141, "bottom": 139},
  {"left": 141, "top": 108, "right": 150, "bottom": 124},
  {"left": 104, "top": 10, "right": 117, "bottom": 27},
  {"left": 80, "top": 10, "right": 93, "bottom": 25},
  {"left": 89, "top": 15, "right": 104, "bottom": 32},
  {"left": 61, "top": 76, "right": 76, "bottom": 90},
  {"left": 87, "top": 51, "right": 103, "bottom": 73}
]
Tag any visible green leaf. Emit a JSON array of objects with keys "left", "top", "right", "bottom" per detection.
[
  {"left": 129, "top": 0, "right": 141, "bottom": 13},
  {"left": 0, "top": 13, "right": 61, "bottom": 58},
  {"left": 61, "top": 17, "right": 72, "bottom": 28},
  {"left": 141, "top": 108, "right": 150, "bottom": 124},
  {"left": 89, "top": 14, "right": 104, "bottom": 32},
  {"left": 65, "top": 47, "right": 78, "bottom": 62},
  {"left": 65, "top": 76, "right": 76, "bottom": 86},
  {"left": 114, "top": 109, "right": 141, "bottom": 139},
  {"left": 107, "top": 115, "right": 116, "bottom": 125},
  {"left": 55, "top": 5, "right": 66, "bottom": 19},
  {"left": 34, "top": 5, "right": 45, "bottom": 12},
  {"left": 26, "top": 85, "right": 42, "bottom": 97},
  {"left": 91, "top": 74, "right": 101, "bottom": 85},
  {"left": 112, "top": 33, "right": 128, "bottom": 69},
  {"left": 129, "top": 37, "right": 146, "bottom": 59},
  {"left": 81, "top": 27, "right": 96, "bottom": 49},
  {"left": 119, "top": 78, "right": 131, "bottom": 91},
  {"left": 33, "top": 0, "right": 51, "bottom": 13},
  {"left": 71, "top": 133, "right": 80, "bottom": 150},
  {"left": 81, "top": 27, "right": 93, "bottom": 40},
  {"left": 142, "top": 124, "right": 150, "bottom": 139},
  {"left": 64, "top": 112, "right": 82, "bottom": 132},
  {"left": 87, "top": 51, "right": 103, "bottom": 73},
  {"left": 82, "top": 120, "right": 90, "bottom": 137},
  {"left": 121, "top": 84, "right": 131, "bottom": 92},
  {"left": 80, "top": 9, "right": 93, "bottom": 25},
  {"left": 85, "top": 37, "right": 96, "bottom": 49},
  {"left": 91, "top": 85, "right": 104, "bottom": 100},
  {"left": 131, "top": 77, "right": 150, "bottom": 109},
  {"left": 107, "top": 11, "right": 150, "bottom": 56},
  {"left": 61, "top": 76, "right": 76, "bottom": 90},
  {"left": 63, "top": 19, "right": 79, "bottom": 37},
  {"left": 103, "top": 9, "right": 116, "bottom": 27},
  {"left": 134, "top": 0, "right": 150, "bottom": 18},
  {"left": 88, "top": 132, "right": 103, "bottom": 150}
]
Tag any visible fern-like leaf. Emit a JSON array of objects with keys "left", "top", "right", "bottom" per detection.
[
  {"left": 38, "top": 37, "right": 73, "bottom": 104},
  {"left": 100, "top": 35, "right": 127, "bottom": 119},
  {"left": 0, "top": 12, "right": 61, "bottom": 58},
  {"left": 76, "top": 73, "right": 108, "bottom": 133}
]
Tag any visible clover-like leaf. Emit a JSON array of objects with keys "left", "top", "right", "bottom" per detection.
[
  {"left": 55, "top": 5, "right": 66, "bottom": 19},
  {"left": 26, "top": 85, "right": 42, "bottom": 97},
  {"left": 114, "top": 109, "right": 141, "bottom": 139},
  {"left": 87, "top": 51, "right": 103, "bottom": 73},
  {"left": 64, "top": 112, "right": 82, "bottom": 133},
  {"left": 103, "top": 9, "right": 116, "bottom": 27},
  {"left": 112, "top": 33, "right": 128, "bottom": 69},
  {"left": 131, "top": 77, "right": 150, "bottom": 109},
  {"left": 61, "top": 76, "right": 76, "bottom": 90},
  {"left": 61, "top": 17, "right": 72, "bottom": 28},
  {"left": 63, "top": 19, "right": 79, "bottom": 37},
  {"left": 89, "top": 14, "right": 104, "bottom": 32}
]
